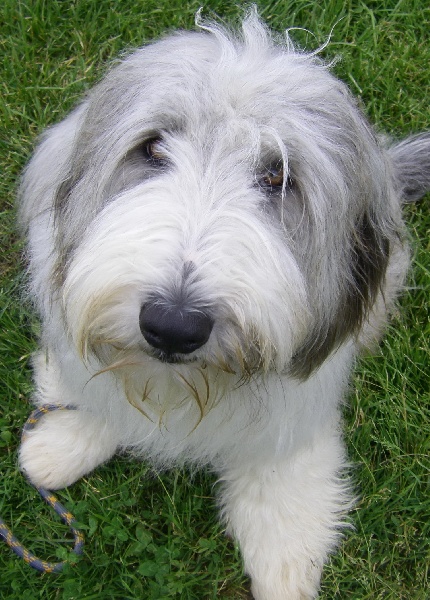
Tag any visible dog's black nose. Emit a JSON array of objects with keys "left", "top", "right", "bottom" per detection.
[{"left": 139, "top": 301, "right": 213, "bottom": 356}]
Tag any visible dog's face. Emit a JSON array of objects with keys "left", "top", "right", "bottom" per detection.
[{"left": 40, "top": 17, "right": 400, "bottom": 381}]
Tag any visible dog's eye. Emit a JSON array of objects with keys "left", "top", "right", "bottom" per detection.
[
  {"left": 141, "top": 137, "right": 167, "bottom": 163},
  {"left": 263, "top": 165, "right": 284, "bottom": 188},
  {"left": 259, "top": 163, "right": 294, "bottom": 193}
]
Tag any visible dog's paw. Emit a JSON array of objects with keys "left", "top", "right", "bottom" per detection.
[
  {"left": 249, "top": 560, "right": 322, "bottom": 600},
  {"left": 19, "top": 409, "right": 118, "bottom": 489}
]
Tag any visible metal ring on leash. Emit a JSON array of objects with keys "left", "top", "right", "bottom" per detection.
[{"left": 0, "top": 404, "right": 84, "bottom": 573}]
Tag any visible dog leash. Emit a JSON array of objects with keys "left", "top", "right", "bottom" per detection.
[{"left": 0, "top": 404, "right": 84, "bottom": 573}]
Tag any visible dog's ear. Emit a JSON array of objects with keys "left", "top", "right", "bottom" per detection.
[
  {"left": 290, "top": 210, "right": 390, "bottom": 379},
  {"left": 389, "top": 133, "right": 430, "bottom": 202}
]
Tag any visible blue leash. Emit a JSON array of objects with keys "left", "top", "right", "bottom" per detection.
[{"left": 0, "top": 404, "right": 84, "bottom": 573}]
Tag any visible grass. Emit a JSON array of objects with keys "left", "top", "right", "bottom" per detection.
[{"left": 0, "top": 0, "right": 429, "bottom": 598}]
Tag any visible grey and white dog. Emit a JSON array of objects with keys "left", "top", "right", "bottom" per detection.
[{"left": 18, "top": 11, "right": 430, "bottom": 599}]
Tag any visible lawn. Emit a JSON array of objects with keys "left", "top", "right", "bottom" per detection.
[{"left": 0, "top": 1, "right": 429, "bottom": 598}]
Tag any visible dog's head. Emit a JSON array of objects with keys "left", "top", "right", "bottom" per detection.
[{"left": 20, "top": 11, "right": 406, "bottom": 382}]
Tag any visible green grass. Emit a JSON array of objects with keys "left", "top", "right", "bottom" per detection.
[{"left": 0, "top": 1, "right": 429, "bottom": 598}]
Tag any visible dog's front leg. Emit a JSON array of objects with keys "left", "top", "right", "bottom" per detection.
[
  {"left": 19, "top": 351, "right": 119, "bottom": 490},
  {"left": 219, "top": 432, "right": 350, "bottom": 600},
  {"left": 19, "top": 407, "right": 119, "bottom": 490}
]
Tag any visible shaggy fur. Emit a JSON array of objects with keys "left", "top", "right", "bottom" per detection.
[{"left": 18, "top": 10, "right": 430, "bottom": 599}]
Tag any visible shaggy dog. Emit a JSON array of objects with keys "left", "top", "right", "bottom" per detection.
[{"left": 18, "top": 11, "right": 430, "bottom": 599}]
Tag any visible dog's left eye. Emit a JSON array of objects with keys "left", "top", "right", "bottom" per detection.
[
  {"left": 259, "top": 163, "right": 294, "bottom": 193},
  {"left": 263, "top": 165, "right": 284, "bottom": 188}
]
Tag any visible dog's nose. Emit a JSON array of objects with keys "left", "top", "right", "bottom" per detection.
[{"left": 139, "top": 302, "right": 213, "bottom": 356}]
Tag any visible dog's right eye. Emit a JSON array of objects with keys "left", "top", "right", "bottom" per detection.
[{"left": 141, "top": 137, "right": 167, "bottom": 163}]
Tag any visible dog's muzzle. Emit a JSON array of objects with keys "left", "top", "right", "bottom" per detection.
[{"left": 139, "top": 299, "right": 213, "bottom": 361}]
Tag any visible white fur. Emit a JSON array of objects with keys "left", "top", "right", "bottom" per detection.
[{"left": 17, "top": 10, "right": 427, "bottom": 599}]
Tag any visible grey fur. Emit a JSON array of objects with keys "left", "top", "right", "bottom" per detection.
[{"left": 390, "top": 133, "right": 430, "bottom": 202}]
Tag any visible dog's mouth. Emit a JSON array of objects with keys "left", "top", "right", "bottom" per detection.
[{"left": 148, "top": 348, "right": 200, "bottom": 365}]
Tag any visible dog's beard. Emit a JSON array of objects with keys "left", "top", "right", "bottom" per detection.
[
  {"left": 63, "top": 284, "right": 295, "bottom": 425},
  {"left": 85, "top": 343, "right": 237, "bottom": 426},
  {"left": 78, "top": 310, "right": 282, "bottom": 379}
]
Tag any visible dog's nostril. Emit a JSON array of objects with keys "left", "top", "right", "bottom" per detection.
[{"left": 139, "top": 302, "right": 213, "bottom": 356}]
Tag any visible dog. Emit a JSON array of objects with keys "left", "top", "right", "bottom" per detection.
[{"left": 17, "top": 10, "right": 430, "bottom": 599}]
